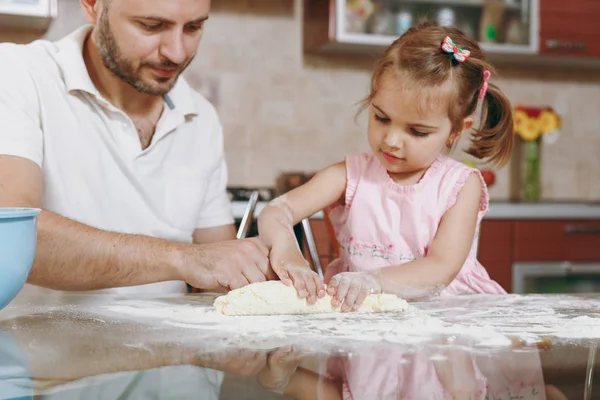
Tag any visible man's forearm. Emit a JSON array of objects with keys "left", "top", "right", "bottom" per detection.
[{"left": 28, "top": 210, "right": 184, "bottom": 291}]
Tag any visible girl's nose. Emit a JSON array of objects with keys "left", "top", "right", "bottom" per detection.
[{"left": 384, "top": 130, "right": 402, "bottom": 149}]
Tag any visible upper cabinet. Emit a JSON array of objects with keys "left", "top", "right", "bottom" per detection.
[
  {"left": 539, "top": 0, "right": 600, "bottom": 58},
  {"left": 0, "top": 0, "right": 57, "bottom": 33},
  {"left": 303, "top": 0, "right": 600, "bottom": 67}
]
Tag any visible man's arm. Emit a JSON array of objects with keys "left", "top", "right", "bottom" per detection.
[
  {"left": 193, "top": 224, "right": 237, "bottom": 244},
  {"left": 1, "top": 155, "right": 271, "bottom": 291},
  {"left": 0, "top": 155, "right": 184, "bottom": 291}
]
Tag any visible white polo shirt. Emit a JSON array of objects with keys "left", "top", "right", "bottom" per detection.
[{"left": 0, "top": 25, "right": 234, "bottom": 296}]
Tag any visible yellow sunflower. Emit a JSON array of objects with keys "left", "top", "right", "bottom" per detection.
[
  {"left": 517, "top": 118, "right": 542, "bottom": 141},
  {"left": 538, "top": 110, "right": 561, "bottom": 134},
  {"left": 513, "top": 110, "right": 529, "bottom": 133}
]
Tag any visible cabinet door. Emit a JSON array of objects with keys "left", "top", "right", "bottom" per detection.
[
  {"left": 540, "top": 0, "right": 600, "bottom": 57},
  {"left": 478, "top": 220, "right": 513, "bottom": 293},
  {"left": 514, "top": 220, "right": 600, "bottom": 262}
]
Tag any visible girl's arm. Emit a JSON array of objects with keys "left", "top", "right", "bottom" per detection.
[
  {"left": 328, "top": 173, "right": 483, "bottom": 310},
  {"left": 258, "top": 161, "right": 347, "bottom": 303}
]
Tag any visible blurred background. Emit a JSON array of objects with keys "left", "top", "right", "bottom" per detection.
[{"left": 2, "top": 0, "right": 600, "bottom": 295}]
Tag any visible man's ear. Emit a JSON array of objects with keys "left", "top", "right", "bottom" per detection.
[{"left": 80, "top": 0, "right": 102, "bottom": 24}]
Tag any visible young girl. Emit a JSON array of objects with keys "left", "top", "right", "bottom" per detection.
[
  {"left": 258, "top": 21, "right": 512, "bottom": 312},
  {"left": 257, "top": 21, "right": 565, "bottom": 400}
]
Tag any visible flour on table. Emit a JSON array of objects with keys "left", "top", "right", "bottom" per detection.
[
  {"left": 213, "top": 281, "right": 410, "bottom": 316},
  {"left": 95, "top": 294, "right": 600, "bottom": 352}
]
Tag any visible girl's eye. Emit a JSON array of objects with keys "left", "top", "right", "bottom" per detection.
[
  {"left": 375, "top": 114, "right": 390, "bottom": 123},
  {"left": 411, "top": 128, "right": 428, "bottom": 137}
]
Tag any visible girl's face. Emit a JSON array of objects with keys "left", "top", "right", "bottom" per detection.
[{"left": 367, "top": 75, "right": 472, "bottom": 182}]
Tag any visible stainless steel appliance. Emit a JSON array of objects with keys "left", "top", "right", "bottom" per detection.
[{"left": 513, "top": 262, "right": 600, "bottom": 294}]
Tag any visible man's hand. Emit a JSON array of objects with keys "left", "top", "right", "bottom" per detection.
[{"left": 179, "top": 237, "right": 274, "bottom": 290}]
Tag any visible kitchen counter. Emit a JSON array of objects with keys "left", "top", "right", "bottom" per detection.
[
  {"left": 1, "top": 292, "right": 599, "bottom": 399},
  {"left": 232, "top": 200, "right": 600, "bottom": 220},
  {"left": 486, "top": 202, "right": 600, "bottom": 220}
]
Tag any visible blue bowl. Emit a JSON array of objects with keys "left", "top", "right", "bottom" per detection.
[{"left": 0, "top": 208, "right": 41, "bottom": 310}]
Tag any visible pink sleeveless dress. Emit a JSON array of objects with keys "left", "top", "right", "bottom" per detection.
[
  {"left": 325, "top": 152, "right": 506, "bottom": 296},
  {"left": 324, "top": 153, "right": 514, "bottom": 400}
]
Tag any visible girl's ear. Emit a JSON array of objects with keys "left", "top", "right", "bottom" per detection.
[
  {"left": 461, "top": 117, "right": 475, "bottom": 132},
  {"left": 446, "top": 117, "right": 474, "bottom": 148}
]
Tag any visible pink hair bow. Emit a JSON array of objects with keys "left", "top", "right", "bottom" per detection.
[
  {"left": 478, "top": 70, "right": 491, "bottom": 99},
  {"left": 441, "top": 36, "right": 471, "bottom": 63}
]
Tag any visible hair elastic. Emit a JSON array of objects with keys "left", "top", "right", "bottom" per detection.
[{"left": 478, "top": 70, "right": 491, "bottom": 99}]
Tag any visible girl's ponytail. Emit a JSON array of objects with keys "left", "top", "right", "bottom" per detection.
[{"left": 466, "top": 82, "right": 515, "bottom": 167}]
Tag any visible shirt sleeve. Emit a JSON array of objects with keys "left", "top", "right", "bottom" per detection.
[
  {"left": 0, "top": 46, "right": 43, "bottom": 166},
  {"left": 195, "top": 123, "right": 234, "bottom": 229}
]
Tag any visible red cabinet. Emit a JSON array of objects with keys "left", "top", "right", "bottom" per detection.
[
  {"left": 539, "top": 0, "right": 600, "bottom": 58},
  {"left": 478, "top": 220, "right": 513, "bottom": 293},
  {"left": 514, "top": 220, "right": 600, "bottom": 262}
]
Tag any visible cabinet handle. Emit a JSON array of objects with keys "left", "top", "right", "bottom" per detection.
[
  {"left": 545, "top": 40, "right": 587, "bottom": 52},
  {"left": 564, "top": 225, "right": 600, "bottom": 235},
  {"left": 567, "top": 263, "right": 600, "bottom": 275}
]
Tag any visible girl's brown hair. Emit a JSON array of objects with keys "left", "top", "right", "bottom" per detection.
[{"left": 360, "top": 20, "right": 514, "bottom": 167}]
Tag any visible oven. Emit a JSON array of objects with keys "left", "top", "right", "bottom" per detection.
[{"left": 513, "top": 262, "right": 600, "bottom": 294}]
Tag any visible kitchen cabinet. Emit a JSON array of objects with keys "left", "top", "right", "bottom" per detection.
[
  {"left": 0, "top": 0, "right": 56, "bottom": 32},
  {"left": 304, "top": 0, "right": 537, "bottom": 55},
  {"left": 477, "top": 220, "right": 513, "bottom": 293},
  {"left": 476, "top": 218, "right": 600, "bottom": 293},
  {"left": 539, "top": 0, "right": 600, "bottom": 58},
  {"left": 303, "top": 0, "right": 600, "bottom": 67},
  {"left": 513, "top": 220, "right": 600, "bottom": 262}
]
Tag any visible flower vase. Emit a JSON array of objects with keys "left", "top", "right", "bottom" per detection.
[{"left": 523, "top": 137, "right": 541, "bottom": 202}]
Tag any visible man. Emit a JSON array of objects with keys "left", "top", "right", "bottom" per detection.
[{"left": 0, "top": 0, "right": 271, "bottom": 298}]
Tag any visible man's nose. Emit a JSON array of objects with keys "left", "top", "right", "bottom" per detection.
[{"left": 160, "top": 31, "right": 187, "bottom": 65}]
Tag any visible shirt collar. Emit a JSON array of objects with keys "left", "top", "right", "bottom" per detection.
[{"left": 54, "top": 25, "right": 198, "bottom": 117}]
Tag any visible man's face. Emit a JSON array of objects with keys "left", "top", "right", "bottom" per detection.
[{"left": 92, "top": 0, "right": 210, "bottom": 96}]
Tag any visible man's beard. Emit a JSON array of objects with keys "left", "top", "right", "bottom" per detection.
[{"left": 94, "top": 11, "right": 193, "bottom": 96}]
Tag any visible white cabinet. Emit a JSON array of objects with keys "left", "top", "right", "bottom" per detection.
[
  {"left": 0, "top": 0, "right": 57, "bottom": 32},
  {"left": 304, "top": 0, "right": 596, "bottom": 67},
  {"left": 304, "top": 0, "right": 600, "bottom": 67}
]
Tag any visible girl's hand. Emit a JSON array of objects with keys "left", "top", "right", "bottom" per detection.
[
  {"left": 270, "top": 249, "right": 326, "bottom": 304},
  {"left": 327, "top": 271, "right": 382, "bottom": 312},
  {"left": 257, "top": 346, "right": 304, "bottom": 393}
]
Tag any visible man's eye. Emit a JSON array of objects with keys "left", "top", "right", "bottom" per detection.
[
  {"left": 140, "top": 22, "right": 161, "bottom": 31},
  {"left": 186, "top": 24, "right": 203, "bottom": 32}
]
